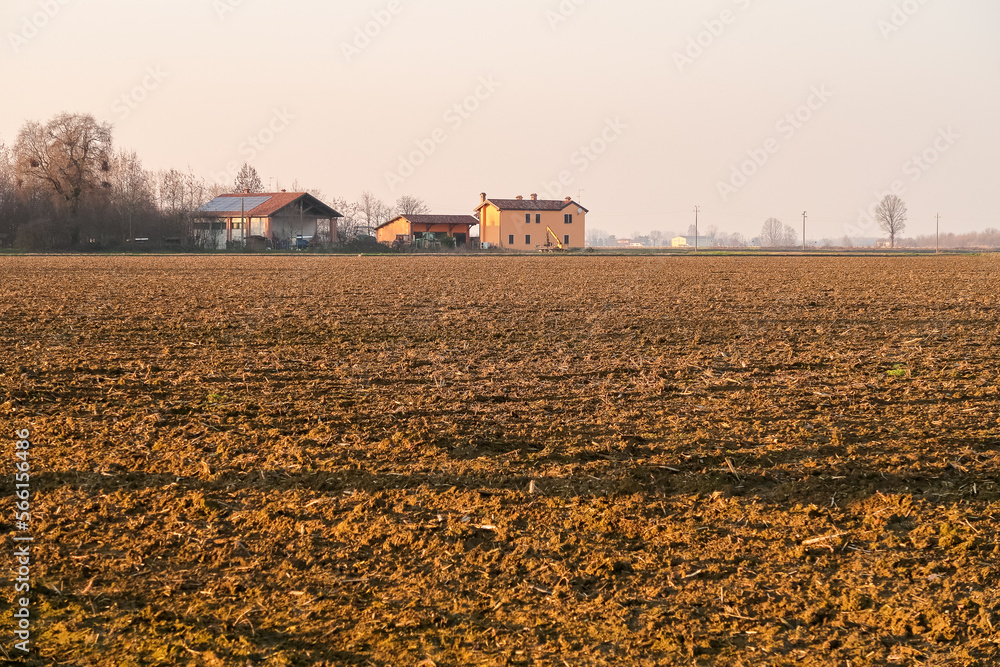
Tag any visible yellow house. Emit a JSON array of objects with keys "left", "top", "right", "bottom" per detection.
[
  {"left": 375, "top": 215, "right": 479, "bottom": 246},
  {"left": 475, "top": 193, "right": 587, "bottom": 250}
]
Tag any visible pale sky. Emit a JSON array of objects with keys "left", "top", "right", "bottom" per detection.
[{"left": 3, "top": 0, "right": 998, "bottom": 241}]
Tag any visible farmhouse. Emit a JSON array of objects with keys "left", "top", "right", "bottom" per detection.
[
  {"left": 376, "top": 215, "right": 479, "bottom": 247},
  {"left": 475, "top": 193, "right": 587, "bottom": 250},
  {"left": 195, "top": 191, "right": 343, "bottom": 250}
]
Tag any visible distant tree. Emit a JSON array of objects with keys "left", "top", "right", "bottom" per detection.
[
  {"left": 687, "top": 224, "right": 697, "bottom": 237},
  {"left": 782, "top": 224, "right": 798, "bottom": 247},
  {"left": 586, "top": 228, "right": 609, "bottom": 247},
  {"left": 357, "top": 191, "right": 391, "bottom": 237},
  {"left": 395, "top": 195, "right": 430, "bottom": 217},
  {"left": 109, "top": 149, "right": 155, "bottom": 242},
  {"left": 13, "top": 112, "right": 113, "bottom": 216},
  {"left": 841, "top": 235, "right": 854, "bottom": 248},
  {"left": 649, "top": 230, "right": 664, "bottom": 247},
  {"left": 0, "top": 142, "right": 17, "bottom": 246},
  {"left": 706, "top": 224, "right": 719, "bottom": 242},
  {"left": 760, "top": 218, "right": 784, "bottom": 247},
  {"left": 233, "top": 163, "right": 264, "bottom": 193},
  {"left": 723, "top": 232, "right": 748, "bottom": 248},
  {"left": 328, "top": 197, "right": 361, "bottom": 240},
  {"left": 875, "top": 194, "right": 907, "bottom": 249}
]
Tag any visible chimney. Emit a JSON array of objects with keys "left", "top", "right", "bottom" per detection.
[
  {"left": 564, "top": 196, "right": 572, "bottom": 203},
  {"left": 516, "top": 195, "right": 523, "bottom": 201},
  {"left": 281, "top": 189, "right": 286, "bottom": 193},
  {"left": 480, "top": 192, "right": 487, "bottom": 203},
  {"left": 530, "top": 193, "right": 538, "bottom": 201}
]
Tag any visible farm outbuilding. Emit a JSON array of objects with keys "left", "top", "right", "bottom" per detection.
[
  {"left": 195, "top": 191, "right": 343, "bottom": 250},
  {"left": 376, "top": 215, "right": 479, "bottom": 247}
]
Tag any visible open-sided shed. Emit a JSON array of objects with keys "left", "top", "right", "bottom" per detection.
[{"left": 195, "top": 191, "right": 343, "bottom": 249}]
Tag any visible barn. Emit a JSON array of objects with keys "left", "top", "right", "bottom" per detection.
[
  {"left": 375, "top": 214, "right": 479, "bottom": 247},
  {"left": 195, "top": 191, "right": 343, "bottom": 249}
]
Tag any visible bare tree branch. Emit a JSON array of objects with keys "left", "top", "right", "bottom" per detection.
[{"left": 875, "top": 194, "right": 908, "bottom": 248}]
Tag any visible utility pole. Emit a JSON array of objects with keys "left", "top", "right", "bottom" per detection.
[
  {"left": 936, "top": 213, "right": 940, "bottom": 254},
  {"left": 694, "top": 206, "right": 700, "bottom": 252},
  {"left": 802, "top": 211, "right": 807, "bottom": 251}
]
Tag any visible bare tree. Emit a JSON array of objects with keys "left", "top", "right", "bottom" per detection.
[
  {"left": 328, "top": 197, "right": 361, "bottom": 240},
  {"left": 0, "top": 142, "right": 17, "bottom": 247},
  {"left": 13, "top": 112, "right": 113, "bottom": 216},
  {"left": 357, "top": 191, "right": 391, "bottom": 237},
  {"left": 109, "top": 150, "right": 155, "bottom": 242},
  {"left": 395, "top": 195, "right": 430, "bottom": 216},
  {"left": 649, "top": 230, "right": 664, "bottom": 247},
  {"left": 233, "top": 163, "right": 264, "bottom": 193},
  {"left": 782, "top": 224, "right": 798, "bottom": 247},
  {"left": 586, "top": 228, "right": 609, "bottom": 247},
  {"left": 875, "top": 194, "right": 907, "bottom": 248},
  {"left": 760, "top": 218, "right": 784, "bottom": 247},
  {"left": 720, "top": 232, "right": 747, "bottom": 248},
  {"left": 290, "top": 179, "right": 325, "bottom": 201}
]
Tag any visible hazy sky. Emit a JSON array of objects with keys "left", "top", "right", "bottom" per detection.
[{"left": 3, "top": 0, "right": 998, "bottom": 240}]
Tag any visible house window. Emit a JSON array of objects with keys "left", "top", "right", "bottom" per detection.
[
  {"left": 508, "top": 234, "right": 514, "bottom": 245},
  {"left": 564, "top": 235, "right": 570, "bottom": 245},
  {"left": 564, "top": 214, "right": 573, "bottom": 224},
  {"left": 525, "top": 213, "right": 531, "bottom": 224},
  {"left": 536, "top": 214, "right": 541, "bottom": 224},
  {"left": 525, "top": 235, "right": 531, "bottom": 245}
]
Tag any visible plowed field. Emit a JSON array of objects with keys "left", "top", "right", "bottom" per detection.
[{"left": 2, "top": 255, "right": 999, "bottom": 666}]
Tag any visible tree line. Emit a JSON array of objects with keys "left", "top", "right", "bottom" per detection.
[
  {"left": 589, "top": 196, "right": 998, "bottom": 249},
  {"left": 0, "top": 112, "right": 427, "bottom": 250}
]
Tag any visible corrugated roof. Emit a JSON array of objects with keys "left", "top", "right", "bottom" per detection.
[{"left": 198, "top": 192, "right": 342, "bottom": 218}]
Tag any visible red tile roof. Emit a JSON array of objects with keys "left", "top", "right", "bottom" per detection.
[{"left": 201, "top": 192, "right": 342, "bottom": 218}]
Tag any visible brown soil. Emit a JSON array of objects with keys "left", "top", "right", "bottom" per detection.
[{"left": 1, "top": 255, "right": 999, "bottom": 666}]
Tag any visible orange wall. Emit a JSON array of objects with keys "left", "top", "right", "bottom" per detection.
[
  {"left": 377, "top": 219, "right": 475, "bottom": 244},
  {"left": 479, "top": 205, "right": 502, "bottom": 246},
  {"left": 376, "top": 218, "right": 412, "bottom": 244},
  {"left": 478, "top": 202, "right": 586, "bottom": 249}
]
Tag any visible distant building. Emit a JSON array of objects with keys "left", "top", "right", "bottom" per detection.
[
  {"left": 195, "top": 191, "right": 342, "bottom": 250},
  {"left": 475, "top": 193, "right": 587, "bottom": 250},
  {"left": 376, "top": 215, "right": 479, "bottom": 247},
  {"left": 671, "top": 236, "right": 714, "bottom": 248}
]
